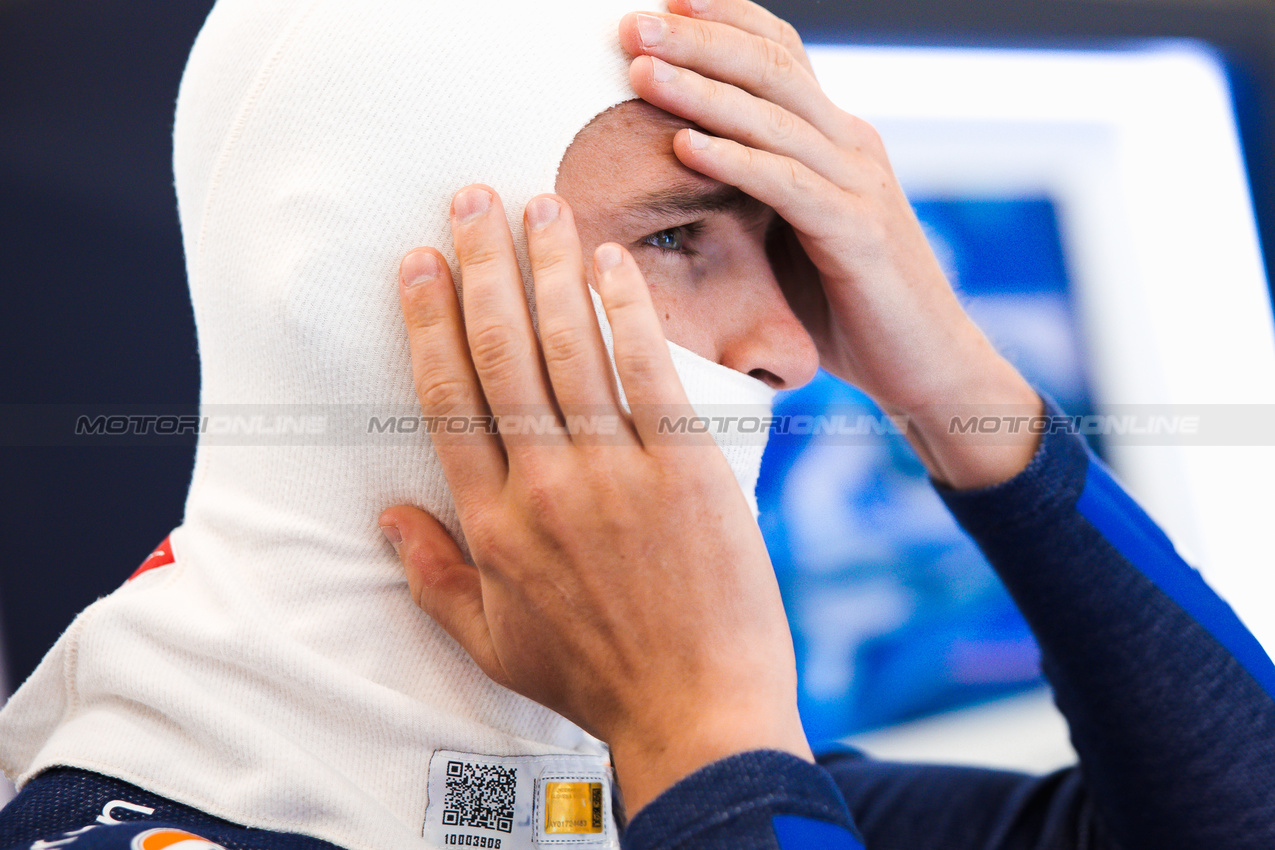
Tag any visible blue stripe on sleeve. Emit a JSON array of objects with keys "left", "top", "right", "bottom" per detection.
[
  {"left": 771, "top": 815, "right": 865, "bottom": 850},
  {"left": 1075, "top": 453, "right": 1275, "bottom": 699}
]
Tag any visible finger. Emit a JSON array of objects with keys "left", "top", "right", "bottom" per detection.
[
  {"left": 672, "top": 129, "right": 864, "bottom": 246},
  {"left": 592, "top": 243, "right": 711, "bottom": 448},
  {"left": 523, "top": 195, "right": 638, "bottom": 445},
  {"left": 666, "top": 0, "right": 814, "bottom": 74},
  {"left": 399, "top": 248, "right": 506, "bottom": 500},
  {"left": 630, "top": 55, "right": 850, "bottom": 186},
  {"left": 620, "top": 12, "right": 840, "bottom": 140},
  {"left": 451, "top": 185, "right": 567, "bottom": 445},
  {"left": 379, "top": 506, "right": 509, "bottom": 687}
]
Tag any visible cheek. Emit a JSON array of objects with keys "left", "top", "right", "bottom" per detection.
[{"left": 639, "top": 266, "right": 721, "bottom": 363}]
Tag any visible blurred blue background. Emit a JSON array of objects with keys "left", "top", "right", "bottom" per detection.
[{"left": 756, "top": 198, "right": 1096, "bottom": 743}]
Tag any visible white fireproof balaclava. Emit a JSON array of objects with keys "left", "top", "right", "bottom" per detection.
[{"left": 0, "top": 1, "right": 777, "bottom": 848}]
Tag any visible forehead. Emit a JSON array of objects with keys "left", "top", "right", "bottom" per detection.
[
  {"left": 574, "top": 99, "right": 693, "bottom": 147},
  {"left": 556, "top": 101, "right": 716, "bottom": 206}
]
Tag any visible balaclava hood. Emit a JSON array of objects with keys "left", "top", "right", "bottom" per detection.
[{"left": 0, "top": 1, "right": 776, "bottom": 848}]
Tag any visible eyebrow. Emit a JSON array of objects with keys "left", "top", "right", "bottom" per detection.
[{"left": 621, "top": 183, "right": 761, "bottom": 222}]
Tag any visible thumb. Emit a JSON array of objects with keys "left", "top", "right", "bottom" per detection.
[{"left": 379, "top": 505, "right": 508, "bottom": 685}]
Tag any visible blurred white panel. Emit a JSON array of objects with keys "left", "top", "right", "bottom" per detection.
[
  {"left": 809, "top": 44, "right": 1275, "bottom": 651},
  {"left": 846, "top": 688, "right": 1076, "bottom": 773}
]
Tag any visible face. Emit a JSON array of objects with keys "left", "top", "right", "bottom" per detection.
[{"left": 555, "top": 100, "right": 820, "bottom": 391}]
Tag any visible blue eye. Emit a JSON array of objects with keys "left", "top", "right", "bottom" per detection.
[{"left": 644, "top": 228, "right": 686, "bottom": 252}]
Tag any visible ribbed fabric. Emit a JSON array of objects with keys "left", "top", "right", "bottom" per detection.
[
  {"left": 0, "top": 3, "right": 776, "bottom": 850},
  {"left": 620, "top": 751, "right": 861, "bottom": 850}
]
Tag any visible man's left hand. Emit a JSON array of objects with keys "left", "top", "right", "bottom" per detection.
[{"left": 621, "top": 0, "right": 1043, "bottom": 489}]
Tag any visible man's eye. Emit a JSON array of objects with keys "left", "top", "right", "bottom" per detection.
[
  {"left": 639, "top": 221, "right": 704, "bottom": 255},
  {"left": 643, "top": 227, "right": 687, "bottom": 252}
]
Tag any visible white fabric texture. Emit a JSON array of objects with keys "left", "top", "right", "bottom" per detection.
[{"left": 0, "top": 1, "right": 777, "bottom": 848}]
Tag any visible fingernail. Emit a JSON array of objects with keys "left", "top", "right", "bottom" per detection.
[
  {"left": 380, "top": 523, "right": 403, "bottom": 552},
  {"left": 596, "top": 243, "right": 623, "bottom": 272},
  {"left": 453, "top": 187, "right": 492, "bottom": 222},
  {"left": 636, "top": 13, "right": 666, "bottom": 48},
  {"left": 688, "top": 0, "right": 710, "bottom": 13},
  {"left": 526, "top": 197, "right": 560, "bottom": 230},
  {"left": 650, "top": 56, "right": 678, "bottom": 83},
  {"left": 402, "top": 251, "right": 442, "bottom": 287},
  {"left": 686, "top": 128, "right": 712, "bottom": 151}
]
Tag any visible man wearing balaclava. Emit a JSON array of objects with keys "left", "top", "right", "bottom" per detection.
[{"left": 1, "top": 0, "right": 1273, "bottom": 849}]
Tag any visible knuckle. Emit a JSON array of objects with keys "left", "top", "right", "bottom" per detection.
[
  {"left": 773, "top": 42, "right": 797, "bottom": 76},
  {"left": 783, "top": 157, "right": 805, "bottom": 192},
  {"left": 603, "top": 284, "right": 645, "bottom": 315},
  {"left": 521, "top": 479, "right": 556, "bottom": 518},
  {"left": 458, "top": 240, "right": 506, "bottom": 271},
  {"left": 836, "top": 111, "right": 862, "bottom": 138},
  {"left": 844, "top": 114, "right": 885, "bottom": 155},
  {"left": 692, "top": 18, "right": 716, "bottom": 53},
  {"left": 417, "top": 375, "right": 472, "bottom": 414},
  {"left": 777, "top": 20, "right": 804, "bottom": 54},
  {"left": 531, "top": 247, "right": 576, "bottom": 279},
  {"left": 467, "top": 322, "right": 527, "bottom": 375},
  {"left": 767, "top": 103, "right": 797, "bottom": 144},
  {"left": 614, "top": 350, "right": 660, "bottom": 385},
  {"left": 517, "top": 469, "right": 574, "bottom": 526},
  {"left": 757, "top": 39, "right": 794, "bottom": 88},
  {"left": 702, "top": 76, "right": 727, "bottom": 108},
  {"left": 538, "top": 321, "right": 587, "bottom": 367},
  {"left": 461, "top": 504, "right": 500, "bottom": 561}
]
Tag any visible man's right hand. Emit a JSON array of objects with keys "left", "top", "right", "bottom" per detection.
[{"left": 378, "top": 186, "right": 812, "bottom": 817}]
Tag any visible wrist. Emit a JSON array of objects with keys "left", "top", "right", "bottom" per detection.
[
  {"left": 607, "top": 696, "right": 812, "bottom": 817},
  {"left": 896, "top": 356, "right": 1043, "bottom": 490}
]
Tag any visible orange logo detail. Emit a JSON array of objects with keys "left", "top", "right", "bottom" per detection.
[{"left": 129, "top": 828, "right": 226, "bottom": 850}]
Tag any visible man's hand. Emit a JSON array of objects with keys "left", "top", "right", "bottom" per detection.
[
  {"left": 379, "top": 187, "right": 812, "bottom": 817},
  {"left": 621, "top": 0, "right": 1043, "bottom": 489}
]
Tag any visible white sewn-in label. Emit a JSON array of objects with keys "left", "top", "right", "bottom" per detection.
[{"left": 423, "top": 750, "right": 618, "bottom": 850}]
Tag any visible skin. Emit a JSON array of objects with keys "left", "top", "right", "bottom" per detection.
[
  {"left": 379, "top": 0, "right": 1047, "bottom": 818},
  {"left": 555, "top": 99, "right": 819, "bottom": 392}
]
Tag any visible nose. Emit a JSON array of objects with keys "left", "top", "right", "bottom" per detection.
[{"left": 716, "top": 255, "right": 820, "bottom": 392}]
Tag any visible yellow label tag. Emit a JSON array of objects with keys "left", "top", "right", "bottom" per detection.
[{"left": 543, "top": 781, "right": 603, "bottom": 834}]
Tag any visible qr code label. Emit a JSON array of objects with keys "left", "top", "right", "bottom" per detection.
[
  {"left": 442, "top": 760, "right": 517, "bottom": 833},
  {"left": 424, "top": 749, "right": 617, "bottom": 849}
]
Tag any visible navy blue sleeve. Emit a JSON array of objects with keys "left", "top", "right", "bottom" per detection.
[
  {"left": 822, "top": 413, "right": 1275, "bottom": 850},
  {"left": 621, "top": 750, "right": 866, "bottom": 850}
]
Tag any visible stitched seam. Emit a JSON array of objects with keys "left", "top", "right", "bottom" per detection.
[{"left": 189, "top": 0, "right": 320, "bottom": 304}]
